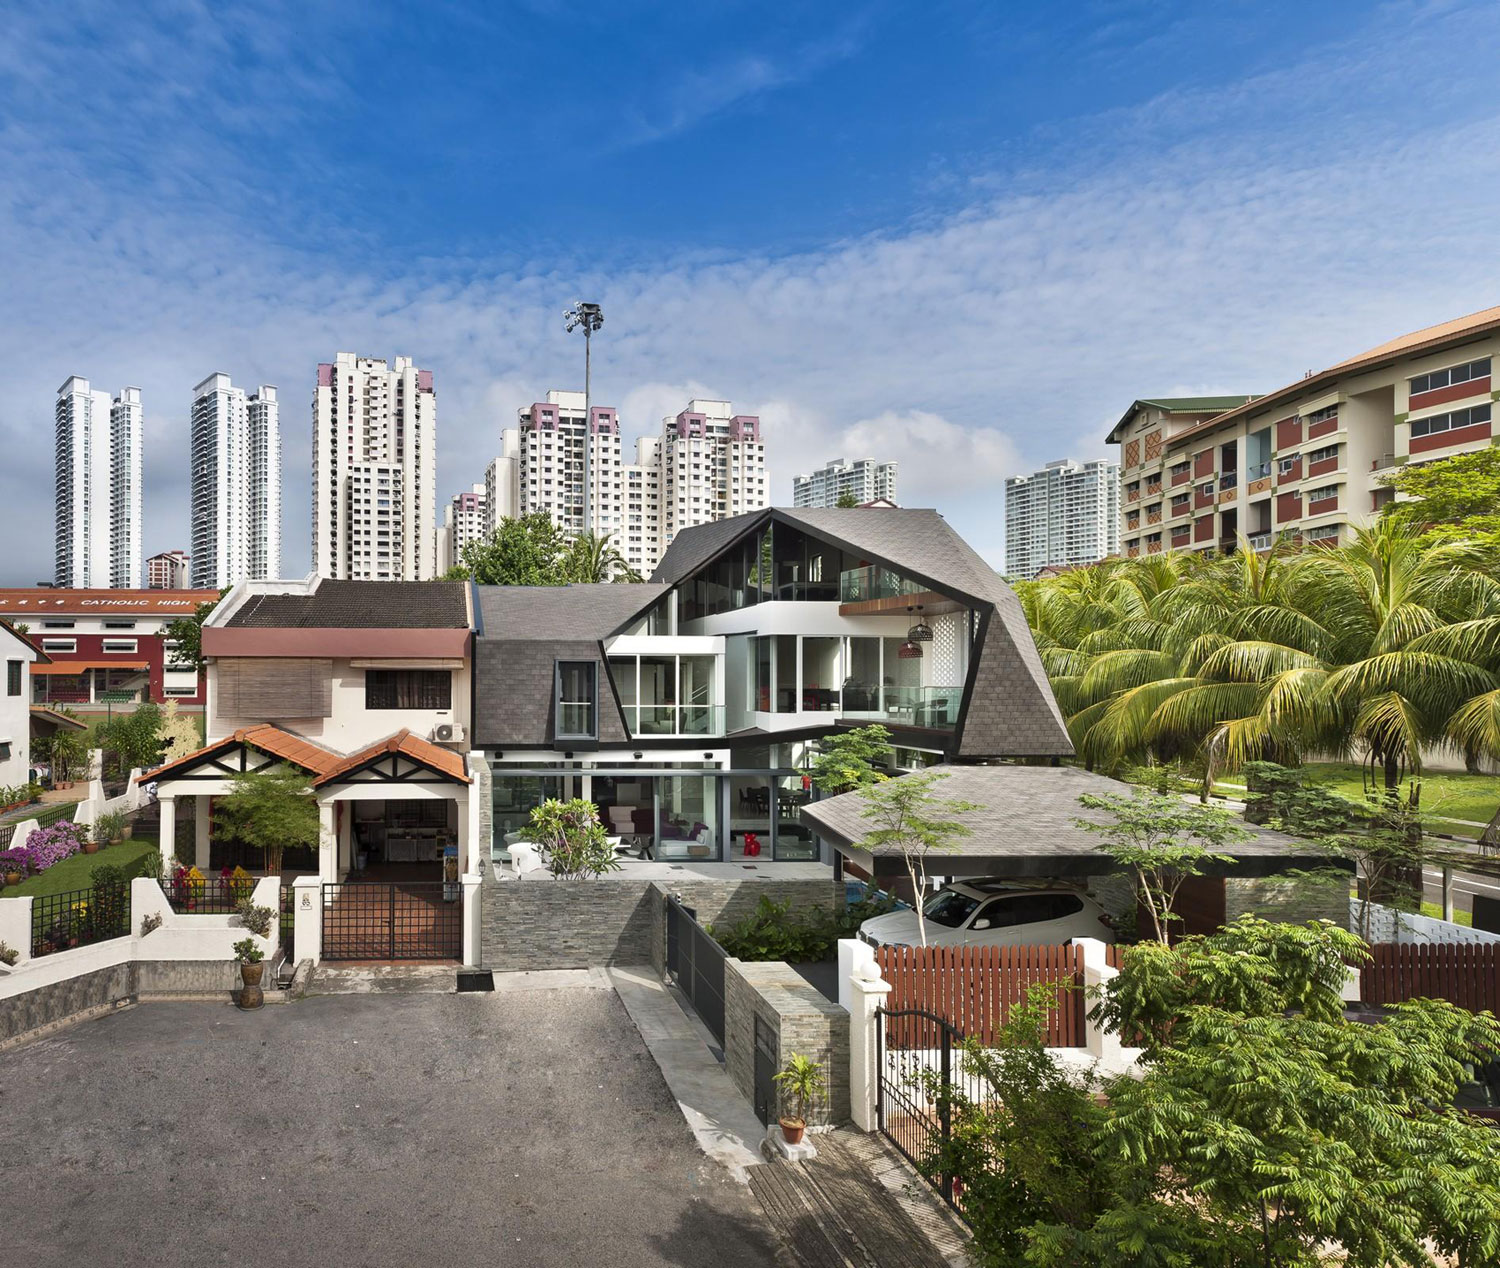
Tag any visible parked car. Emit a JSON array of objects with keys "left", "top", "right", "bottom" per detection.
[{"left": 858, "top": 878, "right": 1114, "bottom": 949}]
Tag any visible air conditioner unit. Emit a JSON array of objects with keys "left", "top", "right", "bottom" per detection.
[{"left": 431, "top": 723, "right": 465, "bottom": 745}]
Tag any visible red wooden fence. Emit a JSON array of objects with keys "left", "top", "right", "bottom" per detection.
[
  {"left": 1362, "top": 943, "right": 1500, "bottom": 1014},
  {"left": 875, "top": 944, "right": 1087, "bottom": 1047}
]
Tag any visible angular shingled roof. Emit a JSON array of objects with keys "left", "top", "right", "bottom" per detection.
[
  {"left": 653, "top": 508, "right": 1073, "bottom": 759},
  {"left": 474, "top": 583, "right": 669, "bottom": 641},
  {"left": 227, "top": 580, "right": 469, "bottom": 629}
]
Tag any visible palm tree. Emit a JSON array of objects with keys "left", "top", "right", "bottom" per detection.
[
  {"left": 1022, "top": 522, "right": 1500, "bottom": 802},
  {"left": 563, "top": 531, "right": 640, "bottom": 584}
]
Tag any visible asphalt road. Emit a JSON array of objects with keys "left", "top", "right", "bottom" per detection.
[
  {"left": 1, "top": 991, "right": 783, "bottom": 1268},
  {"left": 1424, "top": 865, "right": 1500, "bottom": 922}
]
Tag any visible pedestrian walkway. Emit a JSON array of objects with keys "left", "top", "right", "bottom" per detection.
[{"left": 607, "top": 964, "right": 764, "bottom": 1180}]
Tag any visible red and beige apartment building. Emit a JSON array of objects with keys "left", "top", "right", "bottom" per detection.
[
  {"left": 1111, "top": 305, "right": 1500, "bottom": 557},
  {"left": 0, "top": 588, "right": 216, "bottom": 712}
]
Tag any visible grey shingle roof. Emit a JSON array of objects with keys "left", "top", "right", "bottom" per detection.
[
  {"left": 474, "top": 584, "right": 668, "bottom": 641},
  {"left": 654, "top": 509, "right": 1072, "bottom": 759},
  {"left": 227, "top": 580, "right": 469, "bottom": 629},
  {"left": 802, "top": 764, "right": 1344, "bottom": 877}
]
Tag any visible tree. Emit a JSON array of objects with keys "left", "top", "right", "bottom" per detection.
[
  {"left": 163, "top": 594, "right": 222, "bottom": 671},
  {"left": 1379, "top": 446, "right": 1500, "bottom": 548},
  {"left": 97, "top": 703, "right": 164, "bottom": 780},
  {"left": 563, "top": 530, "right": 640, "bottom": 583},
  {"left": 1075, "top": 789, "right": 1249, "bottom": 943},
  {"left": 212, "top": 764, "right": 318, "bottom": 874},
  {"left": 807, "top": 724, "right": 893, "bottom": 796},
  {"left": 1051, "top": 920, "right": 1500, "bottom": 1268},
  {"left": 835, "top": 491, "right": 859, "bottom": 509},
  {"left": 524, "top": 797, "right": 620, "bottom": 879},
  {"left": 855, "top": 772, "right": 978, "bottom": 945},
  {"left": 458, "top": 513, "right": 572, "bottom": 586},
  {"left": 156, "top": 699, "right": 202, "bottom": 765}
]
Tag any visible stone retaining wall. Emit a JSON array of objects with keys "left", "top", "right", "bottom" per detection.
[
  {"left": 479, "top": 872, "right": 842, "bottom": 973},
  {"left": 724, "top": 958, "right": 849, "bottom": 1127}
]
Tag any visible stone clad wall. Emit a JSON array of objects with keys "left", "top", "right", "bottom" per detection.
[
  {"left": 478, "top": 873, "right": 843, "bottom": 973},
  {"left": 724, "top": 958, "right": 849, "bottom": 1127},
  {"left": 1226, "top": 875, "right": 1348, "bottom": 929}
]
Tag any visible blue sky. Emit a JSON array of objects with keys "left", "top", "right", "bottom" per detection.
[{"left": 2, "top": 0, "right": 1499, "bottom": 579}]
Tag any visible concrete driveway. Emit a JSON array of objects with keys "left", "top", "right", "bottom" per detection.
[{"left": 1, "top": 989, "right": 784, "bottom": 1268}]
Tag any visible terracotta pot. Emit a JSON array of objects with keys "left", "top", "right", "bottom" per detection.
[
  {"left": 238, "top": 960, "right": 265, "bottom": 1010},
  {"left": 779, "top": 1118, "right": 806, "bottom": 1147},
  {"left": 83, "top": 841, "right": 100, "bottom": 855},
  {"left": 4, "top": 871, "right": 21, "bottom": 886}
]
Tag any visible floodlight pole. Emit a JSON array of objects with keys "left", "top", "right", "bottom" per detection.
[{"left": 564, "top": 301, "right": 605, "bottom": 538}]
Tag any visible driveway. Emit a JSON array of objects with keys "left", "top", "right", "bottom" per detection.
[{"left": 1, "top": 989, "right": 784, "bottom": 1268}]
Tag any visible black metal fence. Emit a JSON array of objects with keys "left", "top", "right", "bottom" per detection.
[
  {"left": 876, "top": 1005, "right": 983, "bottom": 1216},
  {"left": 321, "top": 882, "right": 462, "bottom": 960},
  {"left": 665, "top": 897, "right": 727, "bottom": 1047},
  {"left": 30, "top": 882, "right": 131, "bottom": 958},
  {"left": 279, "top": 885, "right": 296, "bottom": 969},
  {"left": 164, "top": 870, "right": 257, "bottom": 914}
]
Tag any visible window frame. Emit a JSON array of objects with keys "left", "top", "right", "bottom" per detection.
[
  {"left": 1410, "top": 402, "right": 1493, "bottom": 439},
  {"left": 554, "top": 660, "right": 599, "bottom": 741},
  {"left": 6, "top": 660, "right": 20, "bottom": 697},
  {"left": 363, "top": 668, "right": 453, "bottom": 711}
]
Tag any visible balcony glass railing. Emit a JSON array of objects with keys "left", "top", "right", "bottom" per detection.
[
  {"left": 622, "top": 704, "right": 725, "bottom": 737},
  {"left": 839, "top": 684, "right": 962, "bottom": 730},
  {"left": 839, "top": 565, "right": 926, "bottom": 604}
]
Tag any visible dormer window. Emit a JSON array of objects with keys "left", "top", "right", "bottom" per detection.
[{"left": 556, "top": 661, "right": 598, "bottom": 740}]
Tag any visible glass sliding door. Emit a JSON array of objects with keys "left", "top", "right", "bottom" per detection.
[
  {"left": 656, "top": 775, "right": 720, "bottom": 861},
  {"left": 679, "top": 655, "right": 717, "bottom": 734},
  {"left": 801, "top": 637, "right": 840, "bottom": 712},
  {"left": 841, "top": 636, "right": 882, "bottom": 714},
  {"left": 638, "top": 655, "right": 676, "bottom": 734},
  {"left": 773, "top": 774, "right": 817, "bottom": 860}
]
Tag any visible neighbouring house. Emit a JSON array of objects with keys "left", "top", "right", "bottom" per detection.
[
  {"left": 0, "top": 587, "right": 216, "bottom": 712},
  {"left": 475, "top": 506, "right": 1072, "bottom": 864},
  {"left": 802, "top": 763, "right": 1351, "bottom": 932},
  {"left": 140, "top": 576, "right": 479, "bottom": 882},
  {"left": 0, "top": 622, "right": 47, "bottom": 787}
]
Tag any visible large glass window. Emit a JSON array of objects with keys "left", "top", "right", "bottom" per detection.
[
  {"left": 491, "top": 773, "right": 567, "bottom": 841},
  {"left": 679, "top": 655, "right": 716, "bottom": 734},
  {"left": 637, "top": 655, "right": 676, "bottom": 733},
  {"left": 841, "top": 637, "right": 881, "bottom": 713},
  {"left": 365, "top": 669, "right": 451, "bottom": 710},
  {"left": 883, "top": 636, "right": 921, "bottom": 720},
  {"left": 801, "top": 637, "right": 840, "bottom": 712},
  {"left": 755, "top": 636, "right": 773, "bottom": 713},
  {"left": 774, "top": 635, "right": 798, "bottom": 713},
  {"left": 657, "top": 776, "right": 719, "bottom": 861},
  {"left": 555, "top": 661, "right": 598, "bottom": 739},
  {"left": 731, "top": 774, "right": 774, "bottom": 860},
  {"left": 773, "top": 773, "right": 817, "bottom": 860}
]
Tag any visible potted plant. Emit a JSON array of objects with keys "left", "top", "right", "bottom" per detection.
[
  {"left": 94, "top": 811, "right": 128, "bottom": 845},
  {"left": 0, "top": 848, "right": 27, "bottom": 886},
  {"left": 233, "top": 936, "right": 266, "bottom": 1010},
  {"left": 81, "top": 824, "right": 101, "bottom": 855},
  {"left": 773, "top": 1052, "right": 826, "bottom": 1147}
]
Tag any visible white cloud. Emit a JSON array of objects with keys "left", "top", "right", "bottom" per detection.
[{"left": 3, "top": 3, "right": 1500, "bottom": 579}]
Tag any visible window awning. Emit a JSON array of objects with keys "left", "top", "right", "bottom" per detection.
[{"left": 32, "top": 661, "right": 150, "bottom": 673}]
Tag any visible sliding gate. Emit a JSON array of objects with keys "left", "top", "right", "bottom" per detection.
[
  {"left": 665, "top": 896, "right": 726, "bottom": 1046},
  {"left": 321, "top": 882, "right": 462, "bottom": 961}
]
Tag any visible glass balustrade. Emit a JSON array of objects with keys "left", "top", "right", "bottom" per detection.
[
  {"left": 839, "top": 565, "right": 926, "bottom": 604},
  {"left": 622, "top": 704, "right": 726, "bottom": 737}
]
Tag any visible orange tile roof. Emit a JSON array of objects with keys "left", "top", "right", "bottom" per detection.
[
  {"left": 1327, "top": 302, "right": 1500, "bottom": 370},
  {"left": 30, "top": 705, "right": 87, "bottom": 730},
  {"left": 140, "top": 723, "right": 341, "bottom": 782},
  {"left": 314, "top": 728, "right": 470, "bottom": 786}
]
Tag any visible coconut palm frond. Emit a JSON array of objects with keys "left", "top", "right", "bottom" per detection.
[
  {"left": 1198, "top": 640, "right": 1322, "bottom": 684},
  {"left": 1323, "top": 652, "right": 1498, "bottom": 720},
  {"left": 1064, "top": 697, "right": 1114, "bottom": 755},
  {"left": 1082, "top": 677, "right": 1199, "bottom": 767},
  {"left": 1370, "top": 601, "right": 1445, "bottom": 654},
  {"left": 1229, "top": 603, "right": 1335, "bottom": 657},
  {"left": 1446, "top": 690, "right": 1500, "bottom": 765},
  {"left": 1078, "top": 649, "right": 1181, "bottom": 700},
  {"left": 1407, "top": 616, "right": 1500, "bottom": 669},
  {"left": 1259, "top": 666, "right": 1332, "bottom": 740},
  {"left": 1144, "top": 681, "right": 1265, "bottom": 748},
  {"left": 1351, "top": 691, "right": 1432, "bottom": 769},
  {"left": 1179, "top": 631, "right": 1234, "bottom": 677}
]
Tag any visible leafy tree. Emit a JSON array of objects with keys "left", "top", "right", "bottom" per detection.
[
  {"left": 458, "top": 513, "right": 572, "bottom": 585},
  {"left": 212, "top": 764, "right": 318, "bottom": 874},
  {"left": 808, "top": 723, "right": 893, "bottom": 795},
  {"left": 855, "top": 771, "right": 977, "bottom": 945},
  {"left": 525, "top": 797, "right": 620, "bottom": 879},
  {"left": 835, "top": 491, "right": 859, "bottom": 508},
  {"left": 156, "top": 699, "right": 202, "bottom": 765},
  {"left": 97, "top": 703, "right": 164, "bottom": 779},
  {"left": 1075, "top": 789, "right": 1249, "bottom": 943},
  {"left": 49, "top": 726, "right": 87, "bottom": 783},
  {"left": 1379, "top": 446, "right": 1500, "bottom": 548},
  {"left": 163, "top": 594, "right": 222, "bottom": 670},
  {"left": 1241, "top": 760, "right": 1363, "bottom": 833}
]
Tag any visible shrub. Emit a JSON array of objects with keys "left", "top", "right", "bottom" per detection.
[
  {"left": 19, "top": 820, "right": 86, "bottom": 873},
  {"left": 711, "top": 896, "right": 834, "bottom": 962},
  {"left": 232, "top": 936, "right": 264, "bottom": 964},
  {"left": 0, "top": 940, "right": 18, "bottom": 966},
  {"left": 0, "top": 846, "right": 31, "bottom": 877},
  {"left": 526, "top": 798, "right": 621, "bottom": 879},
  {"left": 93, "top": 810, "right": 128, "bottom": 843},
  {"left": 139, "top": 912, "right": 162, "bottom": 937},
  {"left": 237, "top": 900, "right": 274, "bottom": 937},
  {"left": 88, "top": 863, "right": 130, "bottom": 934}
]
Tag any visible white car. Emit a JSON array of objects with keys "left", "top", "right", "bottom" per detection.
[{"left": 858, "top": 879, "right": 1115, "bottom": 949}]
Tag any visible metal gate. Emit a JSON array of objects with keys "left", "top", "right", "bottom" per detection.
[
  {"left": 321, "top": 882, "right": 462, "bottom": 961},
  {"left": 753, "top": 1014, "right": 780, "bottom": 1125},
  {"left": 279, "top": 885, "right": 295, "bottom": 968},
  {"left": 876, "top": 1005, "right": 974, "bottom": 1214},
  {"left": 665, "top": 896, "right": 726, "bottom": 1046}
]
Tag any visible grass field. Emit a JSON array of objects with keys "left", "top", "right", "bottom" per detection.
[{"left": 5, "top": 833, "right": 158, "bottom": 898}]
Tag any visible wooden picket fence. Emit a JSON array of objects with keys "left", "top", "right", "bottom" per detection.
[
  {"left": 875, "top": 943, "right": 1087, "bottom": 1048},
  {"left": 1361, "top": 943, "right": 1500, "bottom": 1014}
]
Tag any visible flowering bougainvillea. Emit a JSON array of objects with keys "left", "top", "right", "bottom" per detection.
[{"left": 18, "top": 820, "right": 85, "bottom": 873}]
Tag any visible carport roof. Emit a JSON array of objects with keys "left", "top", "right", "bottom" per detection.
[{"left": 803, "top": 763, "right": 1344, "bottom": 877}]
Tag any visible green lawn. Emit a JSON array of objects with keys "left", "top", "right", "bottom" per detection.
[
  {"left": 1210, "top": 762, "right": 1500, "bottom": 835},
  {"left": 1420, "top": 901, "right": 1474, "bottom": 927},
  {"left": 5, "top": 833, "right": 159, "bottom": 898}
]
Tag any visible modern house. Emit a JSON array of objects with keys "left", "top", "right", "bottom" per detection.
[
  {"left": 474, "top": 506, "right": 1071, "bottom": 864},
  {"left": 143, "top": 577, "right": 481, "bottom": 882},
  {"left": 0, "top": 587, "right": 216, "bottom": 713},
  {"left": 1113, "top": 303, "right": 1500, "bottom": 557}
]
